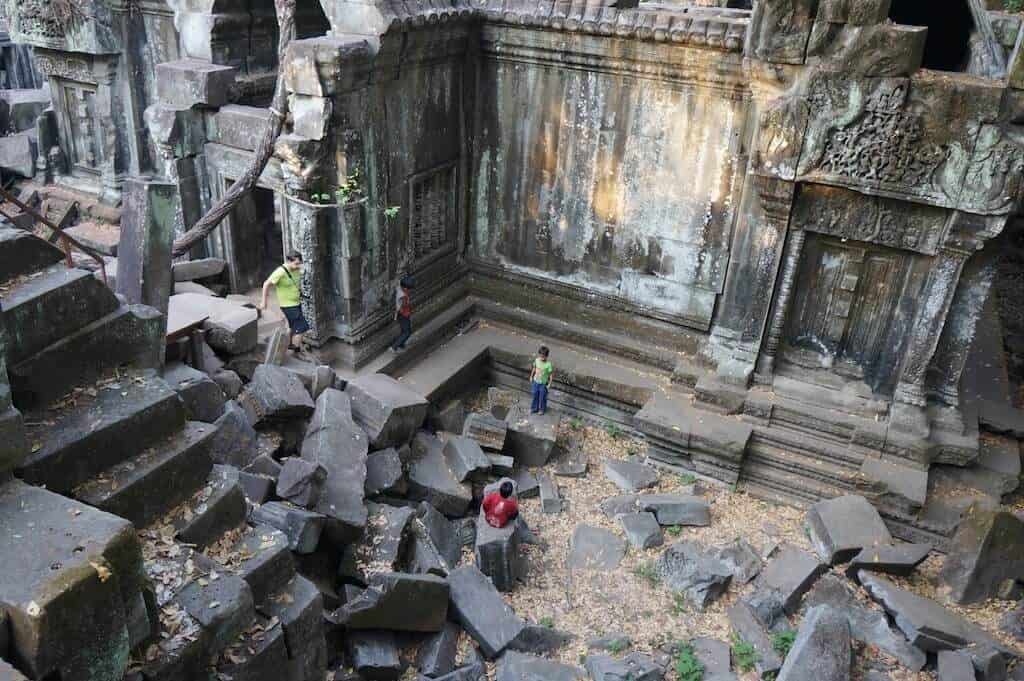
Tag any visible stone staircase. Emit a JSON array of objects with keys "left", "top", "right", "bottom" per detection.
[{"left": 0, "top": 225, "right": 325, "bottom": 680}]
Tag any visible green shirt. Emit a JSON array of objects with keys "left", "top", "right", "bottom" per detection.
[
  {"left": 268, "top": 266, "right": 301, "bottom": 308},
  {"left": 533, "top": 358, "right": 553, "bottom": 385}
]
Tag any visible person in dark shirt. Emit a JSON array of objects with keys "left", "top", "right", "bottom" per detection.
[{"left": 482, "top": 480, "right": 519, "bottom": 528}]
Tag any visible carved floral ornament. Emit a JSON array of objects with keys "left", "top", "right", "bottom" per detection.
[{"left": 757, "top": 73, "right": 1024, "bottom": 217}]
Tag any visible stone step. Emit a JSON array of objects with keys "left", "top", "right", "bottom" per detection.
[
  {"left": 9, "top": 303, "right": 163, "bottom": 408},
  {"left": 2, "top": 264, "right": 119, "bottom": 365},
  {"left": 208, "top": 524, "right": 297, "bottom": 605},
  {"left": 753, "top": 418, "right": 864, "bottom": 469},
  {"left": 0, "top": 224, "right": 65, "bottom": 283},
  {"left": 18, "top": 371, "right": 186, "bottom": 493},
  {"left": 738, "top": 459, "right": 850, "bottom": 507},
  {"left": 746, "top": 439, "right": 867, "bottom": 493},
  {"left": 73, "top": 422, "right": 217, "bottom": 528},
  {"left": 170, "top": 465, "right": 248, "bottom": 549}
]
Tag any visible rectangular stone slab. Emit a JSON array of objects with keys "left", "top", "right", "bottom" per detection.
[{"left": 447, "top": 566, "right": 526, "bottom": 658}]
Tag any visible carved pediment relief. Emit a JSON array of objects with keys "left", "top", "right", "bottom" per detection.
[{"left": 2, "top": 0, "right": 120, "bottom": 54}]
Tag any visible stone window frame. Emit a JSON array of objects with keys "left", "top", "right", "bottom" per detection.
[{"left": 407, "top": 161, "right": 458, "bottom": 272}]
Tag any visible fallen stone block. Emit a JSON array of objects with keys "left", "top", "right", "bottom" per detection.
[
  {"left": 0, "top": 131, "right": 35, "bottom": 178},
  {"left": 655, "top": 541, "right": 732, "bottom": 610},
  {"left": 859, "top": 572, "right": 1008, "bottom": 653},
  {"left": 496, "top": 651, "right": 584, "bottom": 681},
  {"left": 1003, "top": 600, "right": 1024, "bottom": 642},
  {"left": 416, "top": 501, "right": 463, "bottom": 568},
  {"left": 968, "top": 645, "right": 1004, "bottom": 681},
  {"left": 156, "top": 58, "right": 237, "bottom": 108},
  {"left": 301, "top": 388, "right": 368, "bottom": 545},
  {"left": 408, "top": 433, "right": 472, "bottom": 517},
  {"left": 463, "top": 412, "right": 508, "bottom": 451},
  {"left": 618, "top": 512, "right": 663, "bottom": 550},
  {"left": 239, "top": 364, "right": 315, "bottom": 425},
  {"left": 448, "top": 565, "right": 526, "bottom": 658},
  {"left": 538, "top": 472, "right": 564, "bottom": 513},
  {"left": 585, "top": 652, "right": 663, "bottom": 681},
  {"left": 346, "top": 374, "right": 429, "bottom": 449},
  {"left": 346, "top": 630, "right": 401, "bottom": 681},
  {"left": 600, "top": 494, "right": 643, "bottom": 517},
  {"left": 805, "top": 495, "right": 893, "bottom": 565},
  {"left": 175, "top": 465, "right": 247, "bottom": 548},
  {"left": 846, "top": 543, "right": 931, "bottom": 580},
  {"left": 758, "top": 543, "right": 827, "bottom": 614},
  {"left": 637, "top": 494, "right": 710, "bottom": 526},
  {"left": 264, "top": 327, "right": 289, "bottom": 365},
  {"left": 726, "top": 600, "right": 783, "bottom": 677},
  {"left": 173, "top": 257, "right": 226, "bottom": 281},
  {"left": 333, "top": 572, "right": 449, "bottom": 632},
  {"left": 418, "top": 620, "right": 461, "bottom": 678},
  {"left": 175, "top": 571, "right": 255, "bottom": 653},
  {"left": 711, "top": 538, "right": 762, "bottom": 585},
  {"left": 488, "top": 453, "right": 515, "bottom": 475},
  {"left": 256, "top": 575, "right": 324, "bottom": 680},
  {"left": 212, "top": 368, "right": 243, "bottom": 399},
  {"left": 691, "top": 637, "right": 731, "bottom": 680},
  {"left": 444, "top": 435, "right": 491, "bottom": 481},
  {"left": 505, "top": 409, "right": 560, "bottom": 466},
  {"left": 476, "top": 511, "right": 525, "bottom": 591},
  {"left": 365, "top": 447, "right": 407, "bottom": 497},
  {"left": 339, "top": 502, "right": 416, "bottom": 584},
  {"left": 555, "top": 454, "right": 587, "bottom": 478},
  {"left": 276, "top": 457, "right": 327, "bottom": 508},
  {"left": 568, "top": 525, "right": 627, "bottom": 572},
  {"left": 216, "top": 617, "right": 290, "bottom": 679},
  {"left": 587, "top": 633, "right": 633, "bottom": 652},
  {"left": 512, "top": 469, "right": 540, "bottom": 498},
  {"left": 939, "top": 505, "right": 1024, "bottom": 604},
  {"left": 164, "top": 361, "right": 227, "bottom": 423},
  {"left": 603, "top": 459, "right": 660, "bottom": 492},
  {"left": 175, "top": 280, "right": 218, "bottom": 296},
  {"left": 431, "top": 399, "right": 466, "bottom": 434},
  {"left": 509, "top": 624, "right": 575, "bottom": 656},
  {"left": 938, "top": 650, "right": 976, "bottom": 681},
  {"left": 170, "top": 293, "right": 258, "bottom": 355},
  {"left": 978, "top": 399, "right": 1024, "bottom": 439},
  {"left": 776, "top": 604, "right": 851, "bottom": 681},
  {"left": 804, "top": 574, "right": 926, "bottom": 671},
  {"left": 245, "top": 453, "right": 282, "bottom": 478},
  {"left": 250, "top": 501, "right": 326, "bottom": 554}
]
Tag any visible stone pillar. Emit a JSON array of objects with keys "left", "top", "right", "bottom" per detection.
[
  {"left": 282, "top": 195, "right": 335, "bottom": 345},
  {"left": 928, "top": 251, "right": 997, "bottom": 407},
  {"left": 893, "top": 246, "right": 971, "bottom": 409},
  {"left": 117, "top": 177, "right": 178, "bottom": 322},
  {"left": 754, "top": 226, "right": 806, "bottom": 384},
  {"left": 705, "top": 175, "right": 796, "bottom": 386}
]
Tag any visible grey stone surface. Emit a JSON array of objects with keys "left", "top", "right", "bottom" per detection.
[
  {"left": 365, "top": 447, "right": 407, "bottom": 497},
  {"left": 617, "top": 512, "right": 663, "bottom": 550},
  {"left": 938, "top": 650, "right": 976, "bottom": 681},
  {"left": 418, "top": 621, "right": 461, "bottom": 677},
  {"left": 585, "top": 652, "right": 664, "bottom": 681},
  {"left": 655, "top": 541, "right": 733, "bottom": 610},
  {"left": 171, "top": 293, "right": 258, "bottom": 355},
  {"left": 408, "top": 433, "right": 473, "bottom": 517},
  {"left": 804, "top": 574, "right": 926, "bottom": 671},
  {"left": 0, "top": 130, "right": 35, "bottom": 177},
  {"left": 859, "top": 572, "right": 1007, "bottom": 653},
  {"left": 211, "top": 368, "right": 243, "bottom": 399},
  {"left": 509, "top": 623, "right": 575, "bottom": 655},
  {"left": 301, "top": 388, "right": 368, "bottom": 544},
  {"left": 759, "top": 543, "right": 828, "bottom": 613},
  {"left": 1003, "top": 600, "right": 1024, "bottom": 641},
  {"left": 505, "top": 406, "right": 559, "bottom": 466},
  {"left": 250, "top": 501, "right": 326, "bottom": 554},
  {"left": 117, "top": 179, "right": 176, "bottom": 318},
  {"left": 691, "top": 637, "right": 732, "bottom": 680},
  {"left": 432, "top": 399, "right": 467, "bottom": 434},
  {"left": 334, "top": 572, "right": 449, "bottom": 632},
  {"left": 805, "top": 495, "right": 893, "bottom": 564},
  {"left": 512, "top": 468, "right": 540, "bottom": 499},
  {"left": 173, "top": 257, "right": 226, "bottom": 281},
  {"left": 568, "top": 525, "right": 627, "bottom": 571},
  {"left": 846, "top": 543, "right": 932, "bottom": 580},
  {"left": 603, "top": 459, "right": 660, "bottom": 492},
  {"left": 726, "top": 599, "right": 783, "bottom": 677},
  {"left": 447, "top": 565, "right": 526, "bottom": 658},
  {"left": 175, "top": 571, "right": 255, "bottom": 653},
  {"left": 443, "top": 434, "right": 491, "bottom": 481},
  {"left": 775, "top": 605, "right": 851, "bottom": 681},
  {"left": 476, "top": 510, "right": 525, "bottom": 591},
  {"left": 496, "top": 651, "right": 584, "bottom": 681},
  {"left": 488, "top": 453, "right": 515, "bottom": 474},
  {"left": 555, "top": 455, "right": 587, "bottom": 478},
  {"left": 346, "top": 373, "right": 429, "bottom": 449},
  {"left": 276, "top": 457, "right": 327, "bottom": 508},
  {"left": 416, "top": 501, "right": 463, "bottom": 568},
  {"left": 587, "top": 633, "right": 632, "bottom": 652},
  {"left": 240, "top": 364, "right": 315, "bottom": 425},
  {"left": 463, "top": 412, "right": 508, "bottom": 451},
  {"left": 339, "top": 503, "right": 415, "bottom": 584},
  {"left": 156, "top": 58, "right": 237, "bottom": 108},
  {"left": 174, "top": 465, "right": 247, "bottom": 549},
  {"left": 939, "top": 505, "right": 1024, "bottom": 604},
  {"left": 637, "top": 494, "right": 710, "bottom": 526},
  {"left": 539, "top": 471, "right": 564, "bottom": 513},
  {"left": 711, "top": 538, "right": 762, "bottom": 585},
  {"left": 346, "top": 630, "right": 401, "bottom": 681}
]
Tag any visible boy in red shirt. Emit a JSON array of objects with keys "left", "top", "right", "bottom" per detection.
[{"left": 482, "top": 480, "right": 519, "bottom": 528}]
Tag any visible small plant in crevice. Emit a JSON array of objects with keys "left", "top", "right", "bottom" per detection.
[
  {"left": 538, "top": 616, "right": 555, "bottom": 629},
  {"left": 606, "top": 638, "right": 629, "bottom": 655},
  {"left": 771, "top": 629, "right": 797, "bottom": 658},
  {"left": 569, "top": 417, "right": 583, "bottom": 430},
  {"left": 666, "top": 525, "right": 683, "bottom": 537},
  {"left": 604, "top": 422, "right": 624, "bottom": 439},
  {"left": 625, "top": 441, "right": 641, "bottom": 455},
  {"left": 678, "top": 472, "right": 697, "bottom": 485},
  {"left": 731, "top": 633, "right": 758, "bottom": 673},
  {"left": 673, "top": 642, "right": 705, "bottom": 681},
  {"left": 671, "top": 592, "right": 689, "bottom": 617},
  {"left": 633, "top": 561, "right": 660, "bottom": 586}
]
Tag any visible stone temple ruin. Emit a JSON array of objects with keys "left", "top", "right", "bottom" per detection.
[{"left": 2, "top": 0, "right": 1024, "bottom": 678}]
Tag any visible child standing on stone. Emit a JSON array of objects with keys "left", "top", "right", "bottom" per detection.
[{"left": 529, "top": 346, "right": 554, "bottom": 415}]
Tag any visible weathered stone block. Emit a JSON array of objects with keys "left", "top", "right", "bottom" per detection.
[
  {"left": 805, "top": 495, "right": 892, "bottom": 564},
  {"left": 846, "top": 543, "right": 931, "bottom": 580},
  {"left": 655, "top": 541, "right": 733, "bottom": 610},
  {"left": 939, "top": 505, "right": 1024, "bottom": 604},
  {"left": 603, "top": 459, "right": 659, "bottom": 492},
  {"left": 447, "top": 565, "right": 526, "bottom": 658},
  {"left": 443, "top": 434, "right": 491, "bottom": 481},
  {"left": 333, "top": 572, "right": 449, "bottom": 632},
  {"left": 118, "top": 179, "right": 178, "bottom": 317},
  {"left": 496, "top": 651, "right": 584, "bottom": 681},
  {"left": 568, "top": 525, "right": 627, "bottom": 572},
  {"left": 346, "top": 374, "right": 429, "bottom": 449},
  {"left": 365, "top": 447, "right": 406, "bottom": 496},
  {"left": 346, "top": 630, "right": 401, "bottom": 681},
  {"left": 339, "top": 503, "right": 415, "bottom": 584},
  {"left": 172, "top": 257, "right": 226, "bottom": 282},
  {"left": 240, "top": 364, "right": 315, "bottom": 425},
  {"left": 276, "top": 457, "right": 327, "bottom": 508},
  {"left": 463, "top": 411, "right": 508, "bottom": 451},
  {"left": 176, "top": 571, "right": 255, "bottom": 653},
  {"left": 759, "top": 544, "right": 827, "bottom": 614},
  {"left": 775, "top": 605, "right": 851, "bottom": 681},
  {"left": 156, "top": 59, "right": 237, "bottom": 109},
  {"left": 617, "top": 512, "right": 663, "bottom": 550},
  {"left": 164, "top": 362, "right": 227, "bottom": 423},
  {"left": 408, "top": 433, "right": 472, "bottom": 517},
  {"left": 0, "top": 131, "right": 35, "bottom": 178},
  {"left": 727, "top": 600, "right": 783, "bottom": 677},
  {"left": 505, "top": 409, "right": 559, "bottom": 466},
  {"left": 476, "top": 510, "right": 525, "bottom": 591},
  {"left": 251, "top": 501, "right": 326, "bottom": 554}
]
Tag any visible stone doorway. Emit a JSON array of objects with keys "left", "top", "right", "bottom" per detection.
[
  {"left": 780, "top": 235, "right": 917, "bottom": 396},
  {"left": 220, "top": 183, "right": 284, "bottom": 293}
]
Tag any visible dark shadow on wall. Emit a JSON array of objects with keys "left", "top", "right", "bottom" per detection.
[{"left": 889, "top": 0, "right": 974, "bottom": 72}]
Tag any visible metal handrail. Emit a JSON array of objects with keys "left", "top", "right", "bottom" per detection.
[{"left": 0, "top": 186, "right": 108, "bottom": 284}]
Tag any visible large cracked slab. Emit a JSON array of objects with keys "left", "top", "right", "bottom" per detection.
[{"left": 346, "top": 374, "right": 429, "bottom": 449}]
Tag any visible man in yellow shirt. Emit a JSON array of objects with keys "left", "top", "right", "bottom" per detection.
[{"left": 259, "top": 251, "right": 309, "bottom": 353}]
